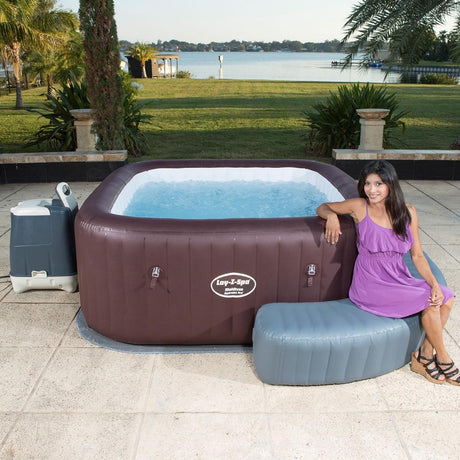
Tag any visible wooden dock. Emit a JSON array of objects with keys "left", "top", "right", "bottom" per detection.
[{"left": 381, "top": 64, "right": 460, "bottom": 76}]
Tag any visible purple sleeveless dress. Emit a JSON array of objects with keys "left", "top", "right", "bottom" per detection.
[{"left": 349, "top": 203, "right": 455, "bottom": 318}]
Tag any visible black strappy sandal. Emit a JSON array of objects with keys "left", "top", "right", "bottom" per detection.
[
  {"left": 410, "top": 349, "right": 445, "bottom": 384},
  {"left": 435, "top": 357, "right": 460, "bottom": 386}
]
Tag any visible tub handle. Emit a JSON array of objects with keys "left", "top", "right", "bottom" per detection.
[
  {"left": 304, "top": 264, "right": 318, "bottom": 287},
  {"left": 150, "top": 266, "right": 161, "bottom": 289}
]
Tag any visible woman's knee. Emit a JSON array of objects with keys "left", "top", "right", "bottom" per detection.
[
  {"left": 442, "top": 297, "right": 454, "bottom": 312},
  {"left": 422, "top": 305, "right": 440, "bottom": 321}
]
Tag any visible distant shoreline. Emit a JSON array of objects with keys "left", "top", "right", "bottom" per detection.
[
  {"left": 119, "top": 38, "right": 342, "bottom": 54},
  {"left": 120, "top": 49, "right": 344, "bottom": 54}
]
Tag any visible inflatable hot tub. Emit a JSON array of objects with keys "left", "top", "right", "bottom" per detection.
[{"left": 75, "top": 159, "right": 358, "bottom": 345}]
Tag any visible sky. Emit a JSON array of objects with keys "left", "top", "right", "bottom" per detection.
[{"left": 57, "top": 0, "right": 361, "bottom": 43}]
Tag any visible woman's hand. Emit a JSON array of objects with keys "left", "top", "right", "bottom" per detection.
[
  {"left": 429, "top": 284, "right": 444, "bottom": 308},
  {"left": 316, "top": 199, "right": 364, "bottom": 245},
  {"left": 325, "top": 214, "right": 342, "bottom": 245}
]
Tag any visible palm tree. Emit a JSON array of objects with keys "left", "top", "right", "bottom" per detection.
[
  {"left": 26, "top": 30, "right": 85, "bottom": 95},
  {"left": 127, "top": 42, "right": 157, "bottom": 78},
  {"left": 55, "top": 30, "right": 85, "bottom": 85},
  {"left": 0, "top": 0, "right": 78, "bottom": 109},
  {"left": 0, "top": 44, "right": 13, "bottom": 88},
  {"left": 25, "top": 49, "right": 56, "bottom": 93},
  {"left": 341, "top": 0, "right": 460, "bottom": 65}
]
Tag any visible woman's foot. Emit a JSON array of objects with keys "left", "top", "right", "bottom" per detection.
[
  {"left": 410, "top": 349, "right": 446, "bottom": 384},
  {"left": 435, "top": 357, "right": 460, "bottom": 386}
]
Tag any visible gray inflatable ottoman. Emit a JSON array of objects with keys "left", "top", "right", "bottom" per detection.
[
  {"left": 252, "top": 253, "right": 445, "bottom": 385},
  {"left": 253, "top": 299, "right": 423, "bottom": 385}
]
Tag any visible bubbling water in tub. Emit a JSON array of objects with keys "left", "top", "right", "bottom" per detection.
[
  {"left": 111, "top": 167, "right": 345, "bottom": 219},
  {"left": 122, "top": 180, "right": 328, "bottom": 219}
]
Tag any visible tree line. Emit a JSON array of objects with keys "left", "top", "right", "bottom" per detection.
[{"left": 119, "top": 39, "right": 342, "bottom": 53}]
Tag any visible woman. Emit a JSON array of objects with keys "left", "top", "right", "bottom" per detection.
[{"left": 316, "top": 160, "right": 458, "bottom": 385}]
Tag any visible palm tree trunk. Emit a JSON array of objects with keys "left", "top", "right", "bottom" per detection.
[
  {"left": 141, "top": 61, "right": 147, "bottom": 78},
  {"left": 13, "top": 75, "right": 23, "bottom": 109},
  {"left": 12, "top": 44, "right": 24, "bottom": 110},
  {"left": 46, "top": 74, "right": 54, "bottom": 96}
]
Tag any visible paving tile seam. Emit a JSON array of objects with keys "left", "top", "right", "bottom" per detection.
[
  {"left": 387, "top": 413, "right": 411, "bottom": 460},
  {"left": 4, "top": 409, "right": 460, "bottom": 416},
  {"left": 259, "top": 415, "right": 276, "bottom": 460},
  {"left": 438, "top": 245, "right": 460, "bottom": 265},
  {"left": 374, "top": 376, "right": 393, "bottom": 413},
  {"left": 0, "top": 286, "right": 13, "bottom": 302},
  {"left": 419, "top": 241, "right": 460, "bottom": 266},
  {"left": 418, "top": 228, "right": 436, "bottom": 244},
  {"left": 261, "top": 409, "right": 460, "bottom": 414},
  {"left": 0, "top": 412, "right": 22, "bottom": 450},
  {"left": 421, "top": 224, "right": 460, "bottom": 228},
  {"left": 0, "top": 185, "right": 29, "bottom": 204},
  {"left": 445, "top": 329, "right": 460, "bottom": 349},
  {"left": 446, "top": 181, "right": 460, "bottom": 191},
  {"left": 408, "top": 182, "right": 460, "bottom": 219},
  {"left": 1, "top": 300, "right": 80, "bottom": 305},
  {"left": 130, "top": 413, "right": 147, "bottom": 460},
  {"left": 0, "top": 301, "right": 79, "bottom": 305},
  {"left": 0, "top": 346, "right": 59, "bottom": 349},
  {"left": 1, "top": 411, "right": 160, "bottom": 416},
  {"left": 55, "top": 309, "right": 80, "bottom": 347},
  {"left": 130, "top": 358, "right": 159, "bottom": 460},
  {"left": 16, "top": 346, "right": 63, "bottom": 418},
  {"left": 445, "top": 326, "right": 460, "bottom": 337}
]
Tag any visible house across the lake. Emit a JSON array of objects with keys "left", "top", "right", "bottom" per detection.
[{"left": 126, "top": 54, "right": 179, "bottom": 78}]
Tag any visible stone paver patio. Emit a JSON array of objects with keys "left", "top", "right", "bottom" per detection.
[{"left": 0, "top": 180, "right": 459, "bottom": 460}]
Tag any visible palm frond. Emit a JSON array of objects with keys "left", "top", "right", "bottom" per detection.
[
  {"left": 451, "top": 13, "right": 460, "bottom": 61},
  {"left": 342, "top": 0, "right": 460, "bottom": 64}
]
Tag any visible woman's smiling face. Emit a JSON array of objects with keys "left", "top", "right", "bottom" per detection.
[{"left": 364, "top": 173, "right": 389, "bottom": 204}]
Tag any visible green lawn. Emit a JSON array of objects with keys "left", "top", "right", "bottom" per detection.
[{"left": 1, "top": 79, "right": 459, "bottom": 159}]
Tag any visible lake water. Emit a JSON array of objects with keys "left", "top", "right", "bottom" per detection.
[{"left": 175, "top": 52, "right": 401, "bottom": 83}]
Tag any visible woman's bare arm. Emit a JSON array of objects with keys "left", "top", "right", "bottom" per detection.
[
  {"left": 408, "top": 204, "right": 443, "bottom": 307},
  {"left": 316, "top": 198, "right": 365, "bottom": 244}
]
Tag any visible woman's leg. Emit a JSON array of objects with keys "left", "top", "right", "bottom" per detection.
[
  {"left": 412, "top": 305, "right": 447, "bottom": 382},
  {"left": 420, "top": 298, "right": 460, "bottom": 384},
  {"left": 420, "top": 297, "right": 454, "bottom": 358},
  {"left": 427, "top": 298, "right": 460, "bottom": 384},
  {"left": 421, "top": 305, "right": 448, "bottom": 358},
  {"left": 439, "top": 297, "right": 454, "bottom": 329}
]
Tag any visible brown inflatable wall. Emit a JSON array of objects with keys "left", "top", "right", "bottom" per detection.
[{"left": 75, "top": 160, "right": 358, "bottom": 345}]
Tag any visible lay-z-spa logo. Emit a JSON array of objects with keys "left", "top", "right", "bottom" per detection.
[{"left": 210, "top": 272, "right": 256, "bottom": 298}]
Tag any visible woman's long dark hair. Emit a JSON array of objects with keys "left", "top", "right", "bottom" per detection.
[{"left": 357, "top": 160, "right": 411, "bottom": 239}]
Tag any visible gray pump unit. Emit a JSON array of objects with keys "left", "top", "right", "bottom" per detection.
[{"left": 10, "top": 182, "right": 78, "bottom": 293}]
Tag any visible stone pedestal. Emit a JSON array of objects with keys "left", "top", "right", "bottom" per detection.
[
  {"left": 70, "top": 109, "right": 97, "bottom": 151},
  {"left": 356, "top": 108, "right": 390, "bottom": 150}
]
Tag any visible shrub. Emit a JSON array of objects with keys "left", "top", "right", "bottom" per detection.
[
  {"left": 176, "top": 70, "right": 191, "bottom": 79},
  {"left": 25, "top": 75, "right": 90, "bottom": 151},
  {"left": 119, "top": 72, "right": 153, "bottom": 156},
  {"left": 419, "top": 73, "right": 458, "bottom": 85},
  {"left": 399, "top": 72, "right": 418, "bottom": 84},
  {"left": 303, "top": 83, "right": 407, "bottom": 157},
  {"left": 26, "top": 73, "right": 152, "bottom": 155}
]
